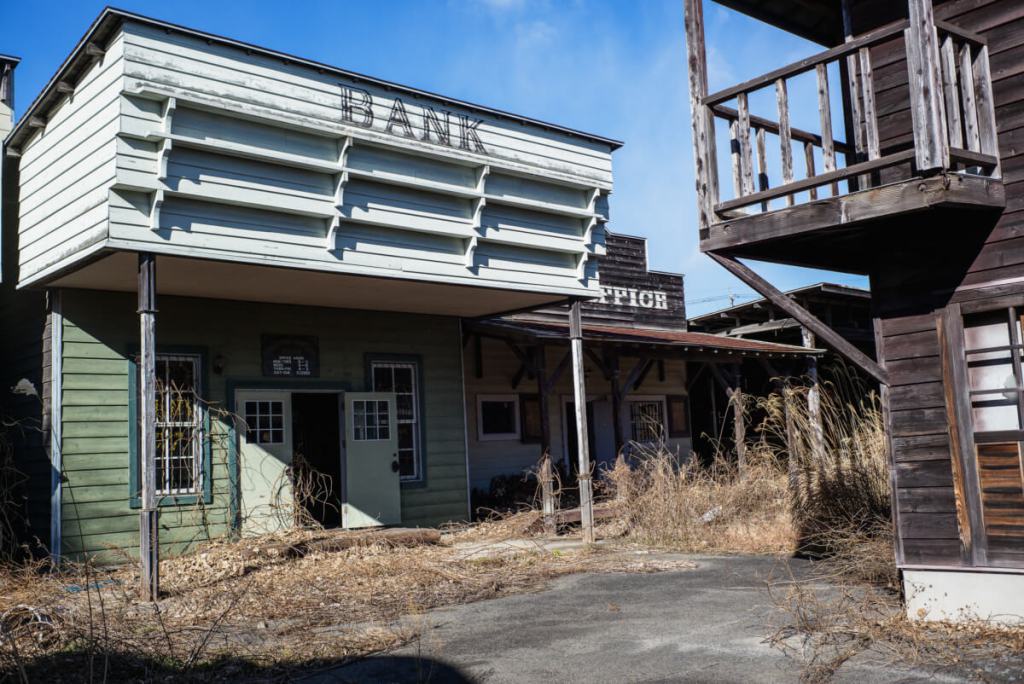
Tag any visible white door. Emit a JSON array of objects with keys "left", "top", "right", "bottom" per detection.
[
  {"left": 344, "top": 392, "right": 401, "bottom": 528},
  {"left": 237, "top": 390, "right": 294, "bottom": 535}
]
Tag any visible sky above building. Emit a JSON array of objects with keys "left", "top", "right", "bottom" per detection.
[{"left": 0, "top": 0, "right": 870, "bottom": 315}]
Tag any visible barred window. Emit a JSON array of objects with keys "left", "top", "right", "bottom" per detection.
[
  {"left": 153, "top": 354, "right": 203, "bottom": 496},
  {"left": 629, "top": 399, "right": 666, "bottom": 443}
]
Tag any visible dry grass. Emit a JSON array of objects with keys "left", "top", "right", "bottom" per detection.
[
  {"left": 0, "top": 522, "right": 694, "bottom": 682},
  {"left": 604, "top": 448, "right": 795, "bottom": 554}
]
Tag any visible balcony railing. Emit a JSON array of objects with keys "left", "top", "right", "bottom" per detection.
[{"left": 693, "top": 3, "right": 1001, "bottom": 224}]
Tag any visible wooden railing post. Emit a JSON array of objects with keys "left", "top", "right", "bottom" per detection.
[
  {"left": 906, "top": 0, "right": 950, "bottom": 172},
  {"left": 684, "top": 0, "right": 719, "bottom": 229}
]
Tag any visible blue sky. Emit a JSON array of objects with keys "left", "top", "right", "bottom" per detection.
[{"left": 0, "top": 0, "right": 869, "bottom": 315}]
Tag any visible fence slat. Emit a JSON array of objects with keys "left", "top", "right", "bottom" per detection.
[
  {"left": 939, "top": 35, "right": 964, "bottom": 150},
  {"left": 959, "top": 44, "right": 981, "bottom": 153},
  {"left": 816, "top": 64, "right": 836, "bottom": 173},
  {"left": 858, "top": 47, "right": 881, "bottom": 161},
  {"left": 736, "top": 92, "right": 755, "bottom": 196},
  {"left": 776, "top": 78, "right": 794, "bottom": 206},
  {"left": 729, "top": 120, "right": 742, "bottom": 198},
  {"left": 756, "top": 126, "right": 769, "bottom": 211},
  {"left": 973, "top": 44, "right": 1001, "bottom": 176},
  {"left": 804, "top": 142, "right": 818, "bottom": 201}
]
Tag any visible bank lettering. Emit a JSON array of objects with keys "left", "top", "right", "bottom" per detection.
[
  {"left": 599, "top": 287, "right": 669, "bottom": 311},
  {"left": 341, "top": 85, "right": 487, "bottom": 154}
]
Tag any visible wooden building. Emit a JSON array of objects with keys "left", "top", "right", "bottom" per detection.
[
  {"left": 684, "top": 0, "right": 1023, "bottom": 621},
  {"left": 0, "top": 8, "right": 621, "bottom": 579},
  {"left": 463, "top": 231, "right": 820, "bottom": 501}
]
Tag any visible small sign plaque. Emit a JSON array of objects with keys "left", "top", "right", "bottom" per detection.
[{"left": 261, "top": 335, "right": 319, "bottom": 377}]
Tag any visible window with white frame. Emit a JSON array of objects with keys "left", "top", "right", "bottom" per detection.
[
  {"left": 153, "top": 354, "right": 203, "bottom": 496},
  {"left": 964, "top": 308, "right": 1024, "bottom": 434},
  {"left": 351, "top": 399, "right": 391, "bottom": 441},
  {"left": 477, "top": 395, "right": 520, "bottom": 441},
  {"left": 244, "top": 400, "right": 285, "bottom": 445},
  {"left": 371, "top": 360, "right": 420, "bottom": 479},
  {"left": 628, "top": 398, "right": 666, "bottom": 443}
]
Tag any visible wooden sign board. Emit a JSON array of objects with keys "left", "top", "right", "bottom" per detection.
[{"left": 261, "top": 335, "right": 320, "bottom": 377}]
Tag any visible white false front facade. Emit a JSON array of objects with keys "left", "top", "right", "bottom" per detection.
[{"left": 13, "top": 17, "right": 614, "bottom": 316}]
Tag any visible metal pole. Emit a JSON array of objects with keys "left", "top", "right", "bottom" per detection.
[
  {"left": 138, "top": 253, "right": 159, "bottom": 601},
  {"left": 569, "top": 299, "right": 595, "bottom": 544}
]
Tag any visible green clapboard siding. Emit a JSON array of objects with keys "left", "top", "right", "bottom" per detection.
[{"left": 59, "top": 289, "right": 468, "bottom": 559}]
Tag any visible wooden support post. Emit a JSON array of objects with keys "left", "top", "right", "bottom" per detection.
[
  {"left": 684, "top": 0, "right": 719, "bottom": 230},
  {"left": 802, "top": 327, "right": 826, "bottom": 465},
  {"left": 730, "top": 366, "right": 747, "bottom": 476},
  {"left": 706, "top": 252, "right": 888, "bottom": 385},
  {"left": 138, "top": 253, "right": 159, "bottom": 602},
  {"left": 535, "top": 345, "right": 551, "bottom": 458},
  {"left": 569, "top": 300, "right": 595, "bottom": 544},
  {"left": 539, "top": 453, "right": 557, "bottom": 536}
]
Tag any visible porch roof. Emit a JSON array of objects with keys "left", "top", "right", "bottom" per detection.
[{"left": 467, "top": 319, "right": 823, "bottom": 358}]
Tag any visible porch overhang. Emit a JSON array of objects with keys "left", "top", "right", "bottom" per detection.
[{"left": 42, "top": 250, "right": 581, "bottom": 318}]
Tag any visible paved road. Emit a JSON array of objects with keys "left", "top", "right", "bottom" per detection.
[{"left": 315, "top": 555, "right": 965, "bottom": 684}]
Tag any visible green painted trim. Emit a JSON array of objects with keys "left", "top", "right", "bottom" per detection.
[
  {"left": 128, "top": 346, "right": 212, "bottom": 508},
  {"left": 224, "top": 377, "right": 352, "bottom": 535},
  {"left": 364, "top": 353, "right": 428, "bottom": 489}
]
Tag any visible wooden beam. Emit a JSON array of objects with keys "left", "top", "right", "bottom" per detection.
[
  {"left": 138, "top": 253, "right": 159, "bottom": 601},
  {"left": 704, "top": 18, "right": 910, "bottom": 106},
  {"left": 715, "top": 149, "right": 915, "bottom": 214},
  {"left": 684, "top": 0, "right": 719, "bottom": 232},
  {"left": 545, "top": 349, "right": 571, "bottom": 393},
  {"left": 937, "top": 304, "right": 987, "bottom": 566},
  {"left": 607, "top": 351, "right": 624, "bottom": 453},
  {"left": 707, "top": 253, "right": 888, "bottom": 385},
  {"left": 569, "top": 300, "right": 595, "bottom": 544},
  {"left": 711, "top": 103, "right": 851, "bottom": 154}
]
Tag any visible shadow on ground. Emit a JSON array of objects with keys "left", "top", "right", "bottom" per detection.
[{"left": 10, "top": 652, "right": 474, "bottom": 683}]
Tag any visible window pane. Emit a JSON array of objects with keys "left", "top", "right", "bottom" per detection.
[
  {"left": 398, "top": 448, "right": 415, "bottom": 477},
  {"left": 398, "top": 422, "right": 415, "bottom": 451},
  {"left": 373, "top": 366, "right": 393, "bottom": 392},
  {"left": 397, "top": 394, "right": 414, "bottom": 421},
  {"left": 393, "top": 367, "right": 414, "bottom": 393},
  {"left": 481, "top": 400, "right": 516, "bottom": 435}
]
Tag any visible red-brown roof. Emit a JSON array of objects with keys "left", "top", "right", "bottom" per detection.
[{"left": 470, "top": 320, "right": 822, "bottom": 357}]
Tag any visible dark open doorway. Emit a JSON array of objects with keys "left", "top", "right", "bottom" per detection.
[{"left": 291, "top": 393, "right": 342, "bottom": 528}]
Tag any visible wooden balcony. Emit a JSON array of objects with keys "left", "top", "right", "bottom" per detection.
[{"left": 688, "top": 4, "right": 1006, "bottom": 274}]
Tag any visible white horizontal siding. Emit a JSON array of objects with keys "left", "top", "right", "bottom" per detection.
[
  {"left": 120, "top": 23, "right": 612, "bottom": 184},
  {"left": 15, "top": 21, "right": 613, "bottom": 302},
  {"left": 16, "top": 36, "right": 126, "bottom": 284}
]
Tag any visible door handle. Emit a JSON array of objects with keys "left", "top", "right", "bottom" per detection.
[{"left": 391, "top": 460, "right": 400, "bottom": 473}]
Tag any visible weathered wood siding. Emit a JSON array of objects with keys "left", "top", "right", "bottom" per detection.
[
  {"left": 14, "top": 17, "right": 614, "bottom": 301},
  {"left": 867, "top": 0, "right": 1024, "bottom": 568},
  {"left": 58, "top": 289, "right": 467, "bottom": 561}
]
